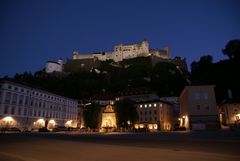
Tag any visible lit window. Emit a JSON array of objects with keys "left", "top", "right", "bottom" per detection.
[
  {"left": 145, "top": 104, "right": 147, "bottom": 108},
  {"left": 149, "top": 104, "right": 152, "bottom": 107},
  {"left": 140, "top": 105, "right": 142, "bottom": 108},
  {"left": 154, "top": 104, "right": 157, "bottom": 107}
]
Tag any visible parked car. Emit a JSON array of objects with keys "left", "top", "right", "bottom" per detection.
[
  {"left": 52, "top": 126, "right": 68, "bottom": 132},
  {"left": 134, "top": 128, "right": 149, "bottom": 133},
  {"left": 2, "top": 127, "right": 21, "bottom": 132},
  {"left": 38, "top": 127, "right": 50, "bottom": 132},
  {"left": 173, "top": 126, "right": 186, "bottom": 131}
]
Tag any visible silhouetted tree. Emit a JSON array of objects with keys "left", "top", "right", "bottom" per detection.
[
  {"left": 83, "top": 103, "right": 101, "bottom": 129},
  {"left": 116, "top": 99, "right": 138, "bottom": 130},
  {"left": 190, "top": 55, "right": 213, "bottom": 84},
  {"left": 222, "top": 39, "right": 240, "bottom": 59}
]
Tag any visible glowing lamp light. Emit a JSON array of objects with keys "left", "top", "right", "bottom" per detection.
[
  {"left": 49, "top": 119, "right": 56, "bottom": 124},
  {"left": 148, "top": 124, "right": 153, "bottom": 130},
  {"left": 2, "top": 116, "right": 14, "bottom": 122},
  {"left": 65, "top": 120, "right": 72, "bottom": 127},
  {"left": 134, "top": 124, "right": 139, "bottom": 129}
]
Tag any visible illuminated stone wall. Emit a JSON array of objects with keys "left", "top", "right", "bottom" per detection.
[{"left": 101, "top": 105, "right": 117, "bottom": 128}]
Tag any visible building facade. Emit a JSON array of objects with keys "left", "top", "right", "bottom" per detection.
[
  {"left": 0, "top": 80, "right": 78, "bottom": 131},
  {"left": 117, "top": 87, "right": 160, "bottom": 103},
  {"left": 179, "top": 85, "right": 220, "bottom": 130},
  {"left": 72, "top": 40, "right": 170, "bottom": 62},
  {"left": 100, "top": 105, "right": 117, "bottom": 131},
  {"left": 219, "top": 99, "right": 240, "bottom": 127},
  {"left": 45, "top": 59, "right": 64, "bottom": 73},
  {"left": 135, "top": 100, "right": 173, "bottom": 131}
]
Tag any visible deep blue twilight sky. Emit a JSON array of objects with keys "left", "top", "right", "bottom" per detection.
[{"left": 0, "top": 0, "right": 240, "bottom": 77}]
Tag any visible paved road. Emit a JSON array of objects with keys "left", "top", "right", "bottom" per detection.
[{"left": 0, "top": 130, "right": 240, "bottom": 161}]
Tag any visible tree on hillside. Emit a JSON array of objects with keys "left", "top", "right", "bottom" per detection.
[
  {"left": 115, "top": 99, "right": 138, "bottom": 130},
  {"left": 190, "top": 55, "right": 214, "bottom": 84},
  {"left": 222, "top": 39, "right": 240, "bottom": 59},
  {"left": 83, "top": 103, "right": 101, "bottom": 129},
  {"left": 151, "top": 62, "right": 187, "bottom": 96}
]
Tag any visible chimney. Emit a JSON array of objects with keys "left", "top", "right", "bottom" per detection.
[{"left": 227, "top": 89, "right": 232, "bottom": 99}]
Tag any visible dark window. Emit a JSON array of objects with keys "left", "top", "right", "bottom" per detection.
[
  {"left": 18, "top": 108, "right": 21, "bottom": 115},
  {"left": 12, "top": 93, "right": 18, "bottom": 105},
  {"left": 19, "top": 95, "right": 24, "bottom": 105},
  {"left": 5, "top": 92, "right": 11, "bottom": 103},
  {"left": 24, "top": 108, "right": 27, "bottom": 116},
  {"left": 197, "top": 105, "right": 200, "bottom": 110},
  {"left": 11, "top": 107, "right": 15, "bottom": 114},
  {"left": 8, "top": 85, "right": 12, "bottom": 89},
  {"left": 4, "top": 105, "right": 8, "bottom": 114},
  {"left": 25, "top": 97, "right": 29, "bottom": 105},
  {"left": 206, "top": 106, "right": 209, "bottom": 110}
]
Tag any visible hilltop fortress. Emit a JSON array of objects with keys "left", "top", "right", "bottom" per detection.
[
  {"left": 45, "top": 40, "right": 187, "bottom": 73},
  {"left": 72, "top": 39, "right": 170, "bottom": 62}
]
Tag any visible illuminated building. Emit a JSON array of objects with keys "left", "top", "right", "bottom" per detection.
[
  {"left": 135, "top": 100, "right": 173, "bottom": 131},
  {"left": 45, "top": 59, "right": 64, "bottom": 73},
  {"left": 101, "top": 105, "right": 117, "bottom": 131},
  {"left": 179, "top": 85, "right": 220, "bottom": 130},
  {"left": 72, "top": 40, "right": 170, "bottom": 62},
  {"left": 219, "top": 98, "right": 240, "bottom": 127},
  {"left": 0, "top": 80, "right": 78, "bottom": 130}
]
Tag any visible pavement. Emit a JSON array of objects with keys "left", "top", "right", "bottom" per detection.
[{"left": 0, "top": 131, "right": 240, "bottom": 161}]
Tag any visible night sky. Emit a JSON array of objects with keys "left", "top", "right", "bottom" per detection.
[{"left": 0, "top": 0, "right": 240, "bottom": 77}]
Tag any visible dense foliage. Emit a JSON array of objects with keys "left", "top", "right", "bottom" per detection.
[
  {"left": 13, "top": 57, "right": 188, "bottom": 99},
  {"left": 82, "top": 103, "right": 101, "bottom": 129},
  {"left": 115, "top": 99, "right": 138, "bottom": 129}
]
